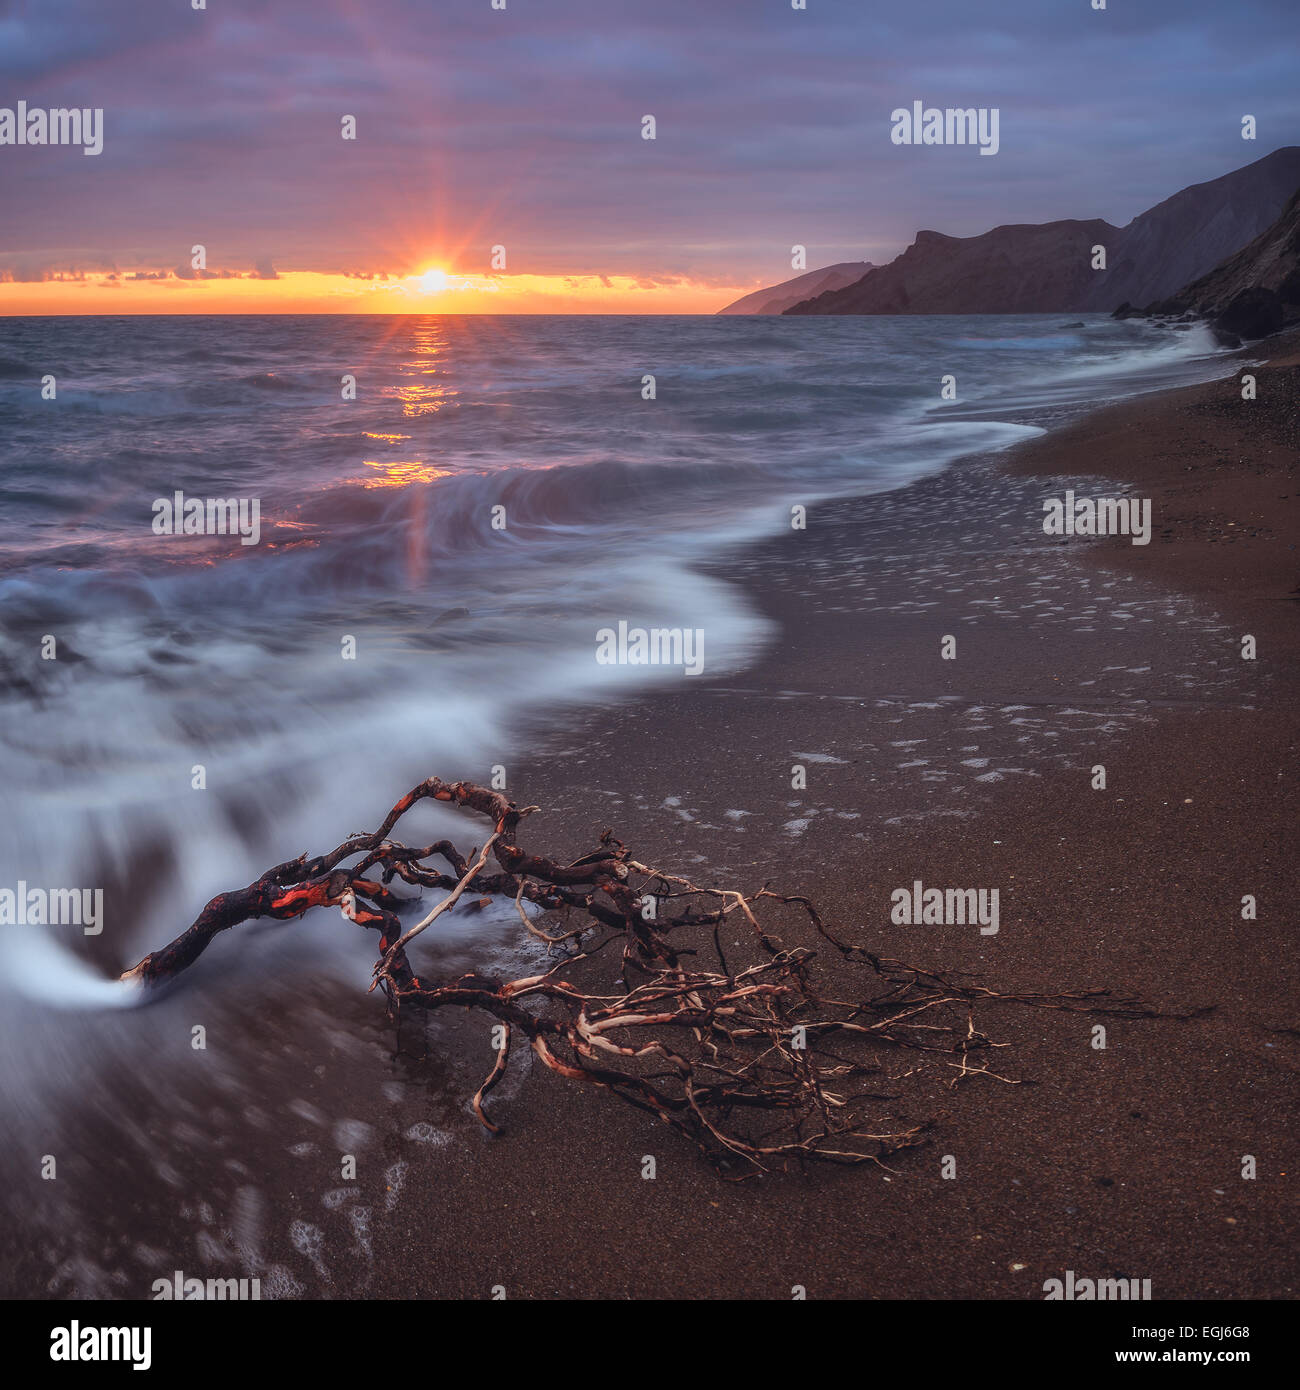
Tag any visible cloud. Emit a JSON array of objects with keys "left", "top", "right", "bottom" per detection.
[
  {"left": 0, "top": 261, "right": 53, "bottom": 283},
  {"left": 0, "top": 0, "right": 1296, "bottom": 286}
]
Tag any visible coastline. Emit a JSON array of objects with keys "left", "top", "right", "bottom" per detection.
[
  {"left": 488, "top": 329, "right": 1299, "bottom": 1298},
  {"left": 5, "top": 331, "right": 1296, "bottom": 1301},
  {"left": 1004, "top": 329, "right": 1300, "bottom": 644}
]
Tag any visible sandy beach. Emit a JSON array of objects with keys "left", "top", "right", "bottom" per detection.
[{"left": 476, "top": 331, "right": 1300, "bottom": 1299}]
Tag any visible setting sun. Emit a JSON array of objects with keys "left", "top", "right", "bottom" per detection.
[{"left": 416, "top": 268, "right": 448, "bottom": 293}]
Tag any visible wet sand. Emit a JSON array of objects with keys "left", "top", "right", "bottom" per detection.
[{"left": 6, "top": 333, "right": 1297, "bottom": 1301}]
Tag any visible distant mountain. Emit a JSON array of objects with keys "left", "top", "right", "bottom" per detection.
[
  {"left": 1169, "top": 186, "right": 1300, "bottom": 340},
  {"left": 1101, "top": 147, "right": 1300, "bottom": 308},
  {"left": 785, "top": 221, "right": 1114, "bottom": 315},
  {"left": 717, "top": 262, "right": 873, "bottom": 315},
  {"left": 784, "top": 147, "right": 1300, "bottom": 316}
]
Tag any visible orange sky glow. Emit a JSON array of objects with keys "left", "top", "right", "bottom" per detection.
[{"left": 0, "top": 268, "right": 753, "bottom": 316}]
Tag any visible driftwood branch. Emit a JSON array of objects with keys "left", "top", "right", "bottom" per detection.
[{"left": 121, "top": 776, "right": 1164, "bottom": 1177}]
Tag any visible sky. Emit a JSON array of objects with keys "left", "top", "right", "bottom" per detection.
[{"left": 1, "top": 0, "right": 1297, "bottom": 314}]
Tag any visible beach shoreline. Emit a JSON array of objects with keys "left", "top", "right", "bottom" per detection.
[
  {"left": 4, "top": 329, "right": 1296, "bottom": 1301},
  {"left": 480, "top": 328, "right": 1299, "bottom": 1299}
]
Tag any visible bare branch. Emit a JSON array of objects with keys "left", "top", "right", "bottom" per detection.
[{"left": 120, "top": 776, "right": 1161, "bottom": 1176}]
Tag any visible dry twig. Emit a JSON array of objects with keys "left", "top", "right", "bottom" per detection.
[{"left": 121, "top": 777, "right": 1161, "bottom": 1176}]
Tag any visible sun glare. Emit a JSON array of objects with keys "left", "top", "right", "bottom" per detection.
[{"left": 416, "top": 268, "right": 448, "bottom": 294}]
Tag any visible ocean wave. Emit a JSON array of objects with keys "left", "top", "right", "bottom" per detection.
[{"left": 0, "top": 313, "right": 1240, "bottom": 924}]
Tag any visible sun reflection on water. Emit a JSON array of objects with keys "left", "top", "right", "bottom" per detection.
[{"left": 356, "top": 460, "right": 451, "bottom": 488}]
